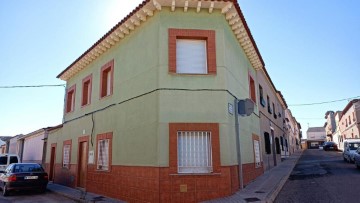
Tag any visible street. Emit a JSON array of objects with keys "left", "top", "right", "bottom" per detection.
[
  {"left": 0, "top": 190, "right": 75, "bottom": 203},
  {"left": 275, "top": 149, "right": 360, "bottom": 203}
]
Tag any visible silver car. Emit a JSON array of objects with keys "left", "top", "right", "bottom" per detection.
[{"left": 354, "top": 147, "right": 360, "bottom": 169}]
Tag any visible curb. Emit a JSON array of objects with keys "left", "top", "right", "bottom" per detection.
[
  {"left": 265, "top": 150, "right": 303, "bottom": 203},
  {"left": 47, "top": 188, "right": 82, "bottom": 203}
]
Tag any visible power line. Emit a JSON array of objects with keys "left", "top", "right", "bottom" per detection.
[
  {"left": 0, "top": 84, "right": 65, "bottom": 88},
  {"left": 288, "top": 95, "right": 360, "bottom": 107}
]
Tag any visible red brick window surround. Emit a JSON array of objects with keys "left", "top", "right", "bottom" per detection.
[
  {"left": 169, "top": 123, "right": 220, "bottom": 174},
  {"left": 81, "top": 74, "right": 92, "bottom": 107},
  {"left": 249, "top": 74, "right": 256, "bottom": 103},
  {"left": 96, "top": 132, "right": 113, "bottom": 172},
  {"left": 66, "top": 84, "right": 76, "bottom": 113},
  {"left": 168, "top": 28, "right": 216, "bottom": 74},
  {"left": 100, "top": 59, "right": 114, "bottom": 99},
  {"left": 62, "top": 139, "right": 72, "bottom": 168}
]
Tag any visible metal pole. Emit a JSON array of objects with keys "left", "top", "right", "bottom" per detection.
[{"left": 234, "top": 98, "right": 243, "bottom": 189}]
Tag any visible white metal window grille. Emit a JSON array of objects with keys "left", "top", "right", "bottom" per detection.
[
  {"left": 176, "top": 39, "right": 207, "bottom": 74},
  {"left": 177, "top": 131, "right": 212, "bottom": 173},
  {"left": 63, "top": 145, "right": 70, "bottom": 168},
  {"left": 254, "top": 140, "right": 261, "bottom": 168},
  {"left": 97, "top": 139, "right": 109, "bottom": 170}
]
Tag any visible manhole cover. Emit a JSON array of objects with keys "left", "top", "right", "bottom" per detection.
[{"left": 244, "top": 197, "right": 261, "bottom": 202}]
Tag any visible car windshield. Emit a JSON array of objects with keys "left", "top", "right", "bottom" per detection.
[
  {"left": 0, "top": 156, "right": 7, "bottom": 165},
  {"left": 349, "top": 143, "right": 360, "bottom": 150},
  {"left": 13, "top": 164, "right": 44, "bottom": 173}
]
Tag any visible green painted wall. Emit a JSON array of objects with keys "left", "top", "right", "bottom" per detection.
[{"left": 51, "top": 7, "right": 260, "bottom": 167}]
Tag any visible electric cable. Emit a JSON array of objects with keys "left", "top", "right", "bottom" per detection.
[
  {"left": 0, "top": 84, "right": 65, "bottom": 88},
  {"left": 288, "top": 95, "right": 360, "bottom": 107}
]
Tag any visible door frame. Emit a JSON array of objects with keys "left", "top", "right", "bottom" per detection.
[
  {"left": 77, "top": 136, "right": 89, "bottom": 188},
  {"left": 49, "top": 143, "right": 57, "bottom": 181}
]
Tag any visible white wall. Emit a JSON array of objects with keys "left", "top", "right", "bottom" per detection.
[{"left": 22, "top": 133, "right": 44, "bottom": 163}]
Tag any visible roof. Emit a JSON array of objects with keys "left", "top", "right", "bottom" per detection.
[
  {"left": 307, "top": 127, "right": 325, "bottom": 133},
  {"left": 57, "top": 0, "right": 265, "bottom": 81},
  {"left": 17, "top": 125, "right": 63, "bottom": 140}
]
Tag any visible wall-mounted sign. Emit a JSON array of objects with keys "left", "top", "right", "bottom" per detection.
[
  {"left": 88, "top": 150, "right": 94, "bottom": 164},
  {"left": 228, "top": 103, "right": 234, "bottom": 115}
]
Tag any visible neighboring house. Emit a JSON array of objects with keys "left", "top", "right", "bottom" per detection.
[
  {"left": 0, "top": 138, "right": 6, "bottom": 154},
  {"left": 324, "top": 111, "right": 336, "bottom": 141},
  {"left": 284, "top": 109, "right": 300, "bottom": 154},
  {"left": 42, "top": 1, "right": 294, "bottom": 202},
  {"left": 339, "top": 99, "right": 360, "bottom": 140},
  {"left": 17, "top": 126, "right": 61, "bottom": 165},
  {"left": 306, "top": 127, "right": 326, "bottom": 149},
  {"left": 276, "top": 91, "right": 290, "bottom": 158},
  {"left": 257, "top": 68, "right": 286, "bottom": 171},
  {"left": 333, "top": 111, "right": 343, "bottom": 149},
  {"left": 7, "top": 135, "right": 23, "bottom": 157}
]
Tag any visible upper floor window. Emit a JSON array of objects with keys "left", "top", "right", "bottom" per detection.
[
  {"left": 249, "top": 75, "right": 256, "bottom": 103},
  {"left": 168, "top": 28, "right": 216, "bottom": 75},
  {"left": 273, "top": 103, "right": 277, "bottom": 119},
  {"left": 100, "top": 59, "right": 114, "bottom": 99},
  {"left": 353, "top": 112, "right": 356, "bottom": 121},
  {"left": 66, "top": 85, "right": 76, "bottom": 113},
  {"left": 349, "top": 115, "right": 351, "bottom": 125},
  {"left": 82, "top": 74, "right": 92, "bottom": 106},
  {"left": 267, "top": 95, "right": 272, "bottom": 114},
  {"left": 259, "top": 85, "right": 265, "bottom": 107}
]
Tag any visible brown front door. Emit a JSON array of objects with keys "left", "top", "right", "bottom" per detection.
[
  {"left": 77, "top": 141, "right": 87, "bottom": 188},
  {"left": 49, "top": 147, "right": 56, "bottom": 181}
]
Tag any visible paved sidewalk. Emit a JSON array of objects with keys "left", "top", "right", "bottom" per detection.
[
  {"left": 47, "top": 182, "right": 125, "bottom": 203},
  {"left": 205, "top": 150, "right": 303, "bottom": 203}
]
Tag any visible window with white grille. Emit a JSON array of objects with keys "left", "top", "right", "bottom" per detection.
[
  {"left": 97, "top": 139, "right": 109, "bottom": 170},
  {"left": 177, "top": 131, "right": 212, "bottom": 173},
  {"left": 176, "top": 39, "right": 207, "bottom": 74},
  {"left": 63, "top": 145, "right": 70, "bottom": 168}
]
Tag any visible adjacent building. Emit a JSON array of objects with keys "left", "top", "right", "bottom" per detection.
[
  {"left": 324, "top": 111, "right": 336, "bottom": 141},
  {"left": 339, "top": 99, "right": 360, "bottom": 139}
]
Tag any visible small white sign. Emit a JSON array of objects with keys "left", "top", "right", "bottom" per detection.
[
  {"left": 254, "top": 140, "right": 261, "bottom": 167},
  {"left": 88, "top": 150, "right": 94, "bottom": 164},
  {"left": 228, "top": 103, "right": 234, "bottom": 115}
]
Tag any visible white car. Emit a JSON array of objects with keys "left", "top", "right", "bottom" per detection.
[
  {"left": 343, "top": 140, "right": 360, "bottom": 163},
  {"left": 0, "top": 154, "right": 21, "bottom": 172}
]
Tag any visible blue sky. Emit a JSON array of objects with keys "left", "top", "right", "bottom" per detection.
[{"left": 0, "top": 0, "right": 359, "bottom": 137}]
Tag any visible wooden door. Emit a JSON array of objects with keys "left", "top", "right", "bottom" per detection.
[
  {"left": 49, "top": 147, "right": 56, "bottom": 181},
  {"left": 77, "top": 141, "right": 87, "bottom": 188}
]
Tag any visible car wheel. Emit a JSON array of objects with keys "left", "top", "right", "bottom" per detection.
[
  {"left": 2, "top": 185, "right": 9, "bottom": 196},
  {"left": 357, "top": 164, "right": 360, "bottom": 169},
  {"left": 344, "top": 157, "right": 347, "bottom": 162}
]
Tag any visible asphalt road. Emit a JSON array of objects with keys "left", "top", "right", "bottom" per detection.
[
  {"left": 275, "top": 149, "right": 360, "bottom": 203},
  {"left": 0, "top": 190, "right": 75, "bottom": 203}
]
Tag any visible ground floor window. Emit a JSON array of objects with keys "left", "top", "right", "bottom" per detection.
[
  {"left": 96, "top": 132, "right": 113, "bottom": 171},
  {"left": 177, "top": 131, "right": 212, "bottom": 173}
]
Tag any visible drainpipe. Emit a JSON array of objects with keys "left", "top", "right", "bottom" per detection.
[{"left": 234, "top": 98, "right": 243, "bottom": 189}]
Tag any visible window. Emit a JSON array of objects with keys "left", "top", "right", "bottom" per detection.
[
  {"left": 176, "top": 39, "right": 207, "bottom": 74},
  {"left": 264, "top": 132, "right": 271, "bottom": 154},
  {"left": 273, "top": 103, "right": 277, "bottom": 119},
  {"left": 275, "top": 137, "right": 281, "bottom": 154},
  {"left": 280, "top": 136, "right": 284, "bottom": 151},
  {"left": 62, "top": 140, "right": 71, "bottom": 168},
  {"left": 169, "top": 123, "right": 220, "bottom": 175},
  {"left": 346, "top": 119, "right": 348, "bottom": 127},
  {"left": 177, "top": 131, "right": 212, "bottom": 173},
  {"left": 82, "top": 74, "right": 92, "bottom": 106},
  {"left": 349, "top": 116, "right": 351, "bottom": 125},
  {"left": 9, "top": 156, "right": 18, "bottom": 164},
  {"left": 66, "top": 85, "right": 76, "bottom": 113},
  {"left": 259, "top": 85, "right": 265, "bottom": 107},
  {"left": 249, "top": 75, "right": 256, "bottom": 103},
  {"left": 267, "top": 96, "right": 272, "bottom": 114},
  {"left": 168, "top": 28, "right": 216, "bottom": 74},
  {"left": 96, "top": 132, "right": 113, "bottom": 171},
  {"left": 100, "top": 60, "right": 114, "bottom": 98},
  {"left": 353, "top": 112, "right": 356, "bottom": 121}
]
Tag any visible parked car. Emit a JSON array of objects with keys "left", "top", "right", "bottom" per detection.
[
  {"left": 343, "top": 140, "right": 360, "bottom": 162},
  {"left": 0, "top": 154, "right": 20, "bottom": 173},
  {"left": 319, "top": 142, "right": 326, "bottom": 150},
  {"left": 354, "top": 147, "right": 360, "bottom": 169},
  {"left": 0, "top": 163, "right": 48, "bottom": 196},
  {"left": 323, "top": 141, "right": 338, "bottom": 151}
]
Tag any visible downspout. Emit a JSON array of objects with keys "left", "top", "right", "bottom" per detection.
[{"left": 234, "top": 98, "right": 243, "bottom": 189}]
